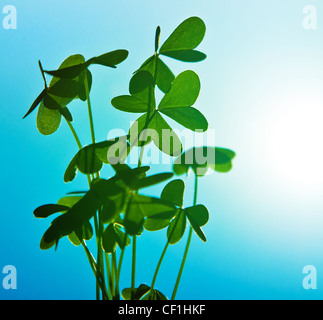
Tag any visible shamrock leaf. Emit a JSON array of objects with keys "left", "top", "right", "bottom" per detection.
[{"left": 173, "top": 146, "right": 236, "bottom": 177}]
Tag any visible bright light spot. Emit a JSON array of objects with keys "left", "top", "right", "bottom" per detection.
[{"left": 264, "top": 94, "right": 323, "bottom": 188}]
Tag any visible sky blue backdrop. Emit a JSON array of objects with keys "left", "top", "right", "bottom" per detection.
[{"left": 1, "top": 0, "right": 323, "bottom": 300}]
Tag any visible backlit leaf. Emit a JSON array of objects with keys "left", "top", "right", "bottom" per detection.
[
  {"left": 36, "top": 101, "right": 61, "bottom": 136},
  {"left": 160, "top": 106, "right": 208, "bottom": 132},
  {"left": 159, "top": 17, "right": 206, "bottom": 53},
  {"left": 158, "top": 70, "right": 200, "bottom": 110},
  {"left": 160, "top": 50, "right": 206, "bottom": 62},
  {"left": 167, "top": 210, "right": 186, "bottom": 244},
  {"left": 173, "top": 147, "right": 236, "bottom": 177},
  {"left": 161, "top": 179, "right": 185, "bottom": 208}
]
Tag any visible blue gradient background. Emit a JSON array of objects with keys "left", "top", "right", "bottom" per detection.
[{"left": 1, "top": 0, "right": 323, "bottom": 299}]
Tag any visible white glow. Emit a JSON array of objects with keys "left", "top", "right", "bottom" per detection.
[{"left": 264, "top": 94, "right": 323, "bottom": 188}]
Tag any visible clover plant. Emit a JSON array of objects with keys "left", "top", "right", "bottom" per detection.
[{"left": 24, "top": 17, "right": 235, "bottom": 300}]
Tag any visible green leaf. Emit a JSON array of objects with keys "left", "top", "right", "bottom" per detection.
[
  {"left": 77, "top": 69, "right": 92, "bottom": 101},
  {"left": 140, "top": 56, "right": 175, "bottom": 94},
  {"left": 173, "top": 147, "right": 236, "bottom": 177},
  {"left": 102, "top": 224, "right": 118, "bottom": 253},
  {"left": 161, "top": 179, "right": 185, "bottom": 207},
  {"left": 42, "top": 94, "right": 73, "bottom": 122},
  {"left": 126, "top": 194, "right": 177, "bottom": 234},
  {"left": 45, "top": 50, "right": 128, "bottom": 78},
  {"left": 36, "top": 54, "right": 87, "bottom": 135},
  {"left": 87, "top": 49, "right": 129, "bottom": 68},
  {"left": 143, "top": 210, "right": 177, "bottom": 231},
  {"left": 47, "top": 79, "right": 79, "bottom": 98},
  {"left": 160, "top": 106, "right": 208, "bottom": 132},
  {"left": 33, "top": 204, "right": 69, "bottom": 218},
  {"left": 167, "top": 210, "right": 186, "bottom": 244},
  {"left": 23, "top": 89, "right": 47, "bottom": 119},
  {"left": 158, "top": 70, "right": 200, "bottom": 110},
  {"left": 129, "top": 172, "right": 173, "bottom": 190},
  {"left": 57, "top": 196, "right": 83, "bottom": 207},
  {"left": 129, "top": 70, "right": 155, "bottom": 107},
  {"left": 40, "top": 179, "right": 122, "bottom": 249},
  {"left": 45, "top": 63, "right": 87, "bottom": 79},
  {"left": 36, "top": 101, "right": 61, "bottom": 136},
  {"left": 128, "top": 113, "right": 153, "bottom": 147},
  {"left": 149, "top": 112, "right": 183, "bottom": 156},
  {"left": 123, "top": 198, "right": 144, "bottom": 236},
  {"left": 160, "top": 50, "right": 206, "bottom": 62},
  {"left": 68, "top": 221, "right": 93, "bottom": 246},
  {"left": 121, "top": 284, "right": 151, "bottom": 300},
  {"left": 159, "top": 17, "right": 206, "bottom": 53},
  {"left": 143, "top": 289, "right": 168, "bottom": 300},
  {"left": 184, "top": 205, "right": 209, "bottom": 227},
  {"left": 77, "top": 147, "right": 103, "bottom": 174},
  {"left": 185, "top": 205, "right": 209, "bottom": 242},
  {"left": 111, "top": 95, "right": 148, "bottom": 113},
  {"left": 114, "top": 224, "right": 130, "bottom": 249},
  {"left": 64, "top": 137, "right": 129, "bottom": 182}
]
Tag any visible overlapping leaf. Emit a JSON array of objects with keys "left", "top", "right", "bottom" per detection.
[
  {"left": 102, "top": 223, "right": 130, "bottom": 254},
  {"left": 25, "top": 50, "right": 127, "bottom": 136},
  {"left": 39, "top": 178, "right": 123, "bottom": 250},
  {"left": 173, "top": 146, "right": 236, "bottom": 177},
  {"left": 44, "top": 50, "right": 129, "bottom": 79},
  {"left": 144, "top": 179, "right": 184, "bottom": 232},
  {"left": 64, "top": 136, "right": 129, "bottom": 182}
]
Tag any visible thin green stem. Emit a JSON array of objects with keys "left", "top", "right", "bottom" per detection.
[
  {"left": 150, "top": 241, "right": 169, "bottom": 291},
  {"left": 105, "top": 253, "right": 113, "bottom": 300},
  {"left": 171, "top": 174, "right": 198, "bottom": 300},
  {"left": 80, "top": 240, "right": 109, "bottom": 300},
  {"left": 65, "top": 118, "right": 107, "bottom": 299},
  {"left": 85, "top": 75, "right": 96, "bottom": 145},
  {"left": 112, "top": 252, "right": 119, "bottom": 299},
  {"left": 131, "top": 235, "right": 136, "bottom": 298},
  {"left": 65, "top": 120, "right": 82, "bottom": 150}
]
